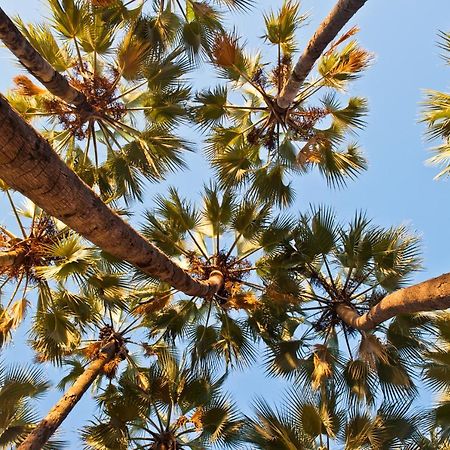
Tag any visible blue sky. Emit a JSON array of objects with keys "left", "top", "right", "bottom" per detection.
[{"left": 1, "top": 0, "right": 450, "bottom": 447}]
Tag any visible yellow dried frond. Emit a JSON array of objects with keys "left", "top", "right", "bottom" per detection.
[
  {"left": 9, "top": 298, "right": 29, "bottom": 328},
  {"left": 319, "top": 41, "right": 373, "bottom": 90},
  {"left": 0, "top": 311, "right": 13, "bottom": 336},
  {"left": 358, "top": 333, "right": 390, "bottom": 368},
  {"left": 297, "top": 150, "right": 321, "bottom": 165},
  {"left": 311, "top": 345, "right": 333, "bottom": 390},
  {"left": 225, "top": 290, "right": 259, "bottom": 311},
  {"left": 266, "top": 285, "right": 298, "bottom": 305},
  {"left": 174, "top": 415, "right": 188, "bottom": 429},
  {"left": 136, "top": 372, "right": 150, "bottom": 391},
  {"left": 212, "top": 33, "right": 240, "bottom": 67},
  {"left": 103, "top": 355, "right": 122, "bottom": 378},
  {"left": 297, "top": 137, "right": 322, "bottom": 166},
  {"left": 326, "top": 26, "right": 360, "bottom": 55},
  {"left": 339, "top": 47, "right": 372, "bottom": 74},
  {"left": 13, "top": 75, "right": 46, "bottom": 96},
  {"left": 83, "top": 341, "right": 102, "bottom": 360},
  {"left": 189, "top": 408, "right": 204, "bottom": 432},
  {"left": 133, "top": 292, "right": 172, "bottom": 316}
]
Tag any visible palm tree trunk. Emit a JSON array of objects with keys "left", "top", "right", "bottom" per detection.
[
  {"left": 276, "top": 0, "right": 368, "bottom": 109},
  {"left": 0, "top": 7, "right": 91, "bottom": 111},
  {"left": 17, "top": 341, "right": 117, "bottom": 450},
  {"left": 336, "top": 272, "right": 450, "bottom": 331},
  {"left": 0, "top": 94, "right": 223, "bottom": 297}
]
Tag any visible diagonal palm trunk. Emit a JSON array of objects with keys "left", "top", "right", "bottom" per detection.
[
  {"left": 336, "top": 272, "right": 450, "bottom": 331},
  {"left": 17, "top": 341, "right": 117, "bottom": 450},
  {"left": 0, "top": 7, "right": 91, "bottom": 111},
  {"left": 277, "top": 0, "right": 368, "bottom": 109},
  {"left": 0, "top": 94, "right": 223, "bottom": 297}
]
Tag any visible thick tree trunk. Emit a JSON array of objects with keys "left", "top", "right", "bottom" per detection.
[
  {"left": 0, "top": 94, "right": 223, "bottom": 297},
  {"left": 0, "top": 7, "right": 90, "bottom": 110},
  {"left": 17, "top": 341, "right": 117, "bottom": 450},
  {"left": 277, "top": 0, "right": 368, "bottom": 109},
  {"left": 336, "top": 272, "right": 450, "bottom": 331}
]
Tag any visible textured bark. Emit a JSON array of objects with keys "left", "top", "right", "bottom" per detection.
[
  {"left": 0, "top": 7, "right": 90, "bottom": 110},
  {"left": 277, "top": 0, "right": 368, "bottom": 109},
  {"left": 336, "top": 272, "right": 450, "bottom": 331},
  {"left": 0, "top": 94, "right": 223, "bottom": 297},
  {"left": 0, "top": 247, "right": 26, "bottom": 268},
  {"left": 17, "top": 341, "right": 117, "bottom": 450}
]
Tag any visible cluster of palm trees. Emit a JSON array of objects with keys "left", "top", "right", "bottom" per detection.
[{"left": 0, "top": 0, "right": 450, "bottom": 448}]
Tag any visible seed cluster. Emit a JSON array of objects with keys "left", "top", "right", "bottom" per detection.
[
  {"left": 0, "top": 217, "right": 60, "bottom": 281},
  {"left": 43, "top": 64, "right": 126, "bottom": 139},
  {"left": 187, "top": 250, "right": 252, "bottom": 306}
]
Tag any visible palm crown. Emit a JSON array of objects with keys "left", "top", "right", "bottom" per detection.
[
  {"left": 82, "top": 349, "right": 243, "bottom": 449},
  {"left": 7, "top": 0, "right": 193, "bottom": 203},
  {"left": 193, "top": 1, "right": 371, "bottom": 206}
]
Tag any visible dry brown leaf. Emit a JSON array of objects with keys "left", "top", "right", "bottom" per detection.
[
  {"left": 311, "top": 344, "right": 333, "bottom": 390},
  {"left": 13, "top": 75, "right": 46, "bottom": 96},
  {"left": 213, "top": 33, "right": 240, "bottom": 67},
  {"left": 358, "top": 333, "right": 390, "bottom": 368}
]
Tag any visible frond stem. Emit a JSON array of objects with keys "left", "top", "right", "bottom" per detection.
[{"left": 6, "top": 190, "right": 27, "bottom": 238}]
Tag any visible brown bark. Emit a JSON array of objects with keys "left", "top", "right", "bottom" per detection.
[
  {"left": 336, "top": 272, "right": 450, "bottom": 331},
  {"left": 277, "top": 0, "right": 368, "bottom": 109},
  {"left": 17, "top": 341, "right": 117, "bottom": 450},
  {"left": 0, "top": 7, "right": 90, "bottom": 110},
  {"left": 0, "top": 94, "right": 223, "bottom": 297}
]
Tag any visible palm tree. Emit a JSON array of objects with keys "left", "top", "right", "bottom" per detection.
[
  {"left": 277, "top": 0, "right": 369, "bottom": 109},
  {"left": 16, "top": 256, "right": 144, "bottom": 448},
  {"left": 5, "top": 0, "right": 190, "bottom": 201},
  {"left": 0, "top": 94, "right": 223, "bottom": 297},
  {"left": 81, "top": 349, "right": 243, "bottom": 449},
  {"left": 260, "top": 207, "right": 430, "bottom": 403},
  {"left": 120, "top": 185, "right": 290, "bottom": 369},
  {"left": 195, "top": 1, "right": 371, "bottom": 205},
  {"left": 422, "top": 32, "right": 450, "bottom": 178},
  {"left": 131, "top": 184, "right": 296, "bottom": 369},
  {"left": 0, "top": 190, "right": 103, "bottom": 346},
  {"left": 264, "top": 206, "right": 450, "bottom": 332}
]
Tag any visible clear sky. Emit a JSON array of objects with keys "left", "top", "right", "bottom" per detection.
[{"left": 1, "top": 0, "right": 450, "bottom": 447}]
